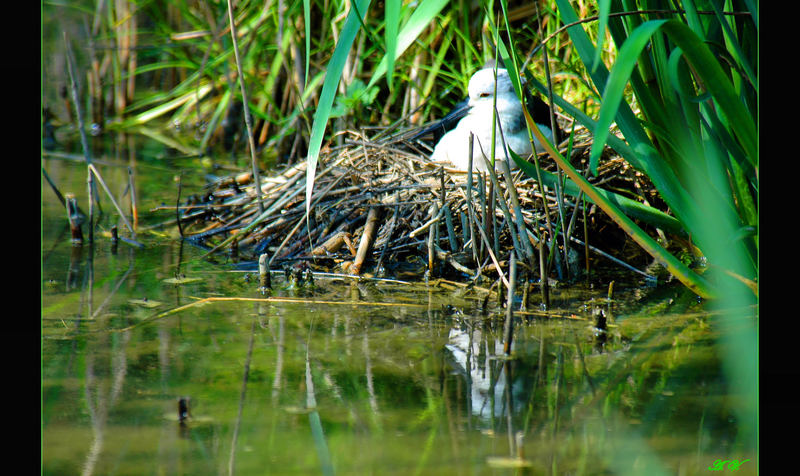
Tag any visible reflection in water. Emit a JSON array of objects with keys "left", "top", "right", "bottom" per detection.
[
  {"left": 306, "top": 322, "right": 335, "bottom": 476},
  {"left": 42, "top": 148, "right": 756, "bottom": 475},
  {"left": 227, "top": 320, "right": 255, "bottom": 475},
  {"left": 81, "top": 327, "right": 131, "bottom": 476},
  {"left": 445, "top": 321, "right": 508, "bottom": 420},
  {"left": 363, "top": 326, "right": 379, "bottom": 416}
]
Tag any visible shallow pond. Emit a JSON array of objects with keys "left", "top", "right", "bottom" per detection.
[{"left": 42, "top": 138, "right": 756, "bottom": 475}]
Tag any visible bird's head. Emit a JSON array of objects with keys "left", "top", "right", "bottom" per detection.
[{"left": 467, "top": 68, "right": 516, "bottom": 106}]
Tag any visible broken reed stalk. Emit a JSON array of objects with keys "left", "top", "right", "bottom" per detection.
[
  {"left": 521, "top": 266, "right": 530, "bottom": 312},
  {"left": 433, "top": 246, "right": 475, "bottom": 276},
  {"left": 443, "top": 204, "right": 458, "bottom": 252},
  {"left": 259, "top": 253, "right": 271, "bottom": 289},
  {"left": 128, "top": 167, "right": 138, "bottom": 232},
  {"left": 499, "top": 155, "right": 536, "bottom": 266},
  {"left": 63, "top": 32, "right": 100, "bottom": 214},
  {"left": 489, "top": 178, "right": 499, "bottom": 259},
  {"left": 352, "top": 206, "right": 382, "bottom": 275},
  {"left": 226, "top": 0, "right": 264, "bottom": 215},
  {"left": 582, "top": 194, "right": 591, "bottom": 279},
  {"left": 607, "top": 281, "right": 615, "bottom": 302},
  {"left": 176, "top": 171, "right": 185, "bottom": 239},
  {"left": 64, "top": 32, "right": 92, "bottom": 169},
  {"left": 437, "top": 167, "right": 446, "bottom": 250},
  {"left": 88, "top": 164, "right": 134, "bottom": 234},
  {"left": 538, "top": 229, "right": 550, "bottom": 309},
  {"left": 42, "top": 167, "right": 68, "bottom": 210},
  {"left": 477, "top": 172, "right": 487, "bottom": 262},
  {"left": 466, "top": 134, "right": 478, "bottom": 264},
  {"left": 568, "top": 235, "right": 654, "bottom": 280},
  {"left": 312, "top": 231, "right": 352, "bottom": 256},
  {"left": 65, "top": 194, "right": 83, "bottom": 245},
  {"left": 86, "top": 167, "right": 94, "bottom": 243},
  {"left": 459, "top": 212, "right": 469, "bottom": 250},
  {"left": 480, "top": 153, "right": 524, "bottom": 259},
  {"left": 555, "top": 182, "right": 570, "bottom": 280},
  {"left": 64, "top": 33, "right": 137, "bottom": 244},
  {"left": 467, "top": 194, "right": 510, "bottom": 290},
  {"left": 110, "top": 225, "right": 119, "bottom": 254},
  {"left": 503, "top": 251, "right": 517, "bottom": 355},
  {"left": 374, "top": 198, "right": 400, "bottom": 273},
  {"left": 427, "top": 202, "right": 439, "bottom": 276},
  {"left": 178, "top": 397, "right": 190, "bottom": 424}
]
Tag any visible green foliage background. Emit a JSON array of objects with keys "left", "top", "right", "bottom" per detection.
[{"left": 43, "top": 0, "right": 757, "bottom": 304}]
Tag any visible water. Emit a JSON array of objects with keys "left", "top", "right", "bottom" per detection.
[{"left": 42, "top": 136, "right": 756, "bottom": 475}]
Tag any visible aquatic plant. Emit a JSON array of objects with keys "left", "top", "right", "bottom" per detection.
[{"left": 43, "top": 0, "right": 758, "bottom": 304}]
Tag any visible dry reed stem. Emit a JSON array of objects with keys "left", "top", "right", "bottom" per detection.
[
  {"left": 352, "top": 206, "right": 382, "bottom": 275},
  {"left": 503, "top": 251, "right": 517, "bottom": 355},
  {"left": 176, "top": 125, "right": 647, "bottom": 284},
  {"left": 88, "top": 164, "right": 134, "bottom": 234},
  {"left": 227, "top": 0, "right": 263, "bottom": 214}
]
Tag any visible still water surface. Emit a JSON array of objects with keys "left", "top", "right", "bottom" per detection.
[{"left": 42, "top": 140, "right": 755, "bottom": 475}]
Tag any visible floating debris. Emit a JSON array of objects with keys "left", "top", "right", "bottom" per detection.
[
  {"left": 485, "top": 456, "right": 533, "bottom": 469},
  {"left": 163, "top": 275, "right": 203, "bottom": 285},
  {"left": 128, "top": 298, "right": 163, "bottom": 308}
]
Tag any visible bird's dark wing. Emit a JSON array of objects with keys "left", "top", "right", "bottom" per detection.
[{"left": 407, "top": 98, "right": 471, "bottom": 144}]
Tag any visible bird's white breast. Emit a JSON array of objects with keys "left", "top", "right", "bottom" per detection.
[{"left": 430, "top": 68, "right": 554, "bottom": 173}]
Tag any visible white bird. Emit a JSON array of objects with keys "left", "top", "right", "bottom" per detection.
[{"left": 429, "top": 67, "right": 556, "bottom": 173}]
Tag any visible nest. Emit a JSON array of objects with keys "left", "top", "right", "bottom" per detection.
[{"left": 176, "top": 124, "right": 656, "bottom": 283}]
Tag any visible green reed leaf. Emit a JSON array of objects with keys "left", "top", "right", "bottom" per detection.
[
  {"left": 305, "top": 0, "right": 372, "bottom": 216},
  {"left": 385, "top": 0, "right": 401, "bottom": 91},
  {"left": 366, "top": 0, "right": 448, "bottom": 90},
  {"left": 591, "top": 19, "right": 667, "bottom": 172}
]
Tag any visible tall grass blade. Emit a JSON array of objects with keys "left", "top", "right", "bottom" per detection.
[
  {"left": 385, "top": 0, "right": 401, "bottom": 91},
  {"left": 365, "top": 0, "right": 448, "bottom": 90},
  {"left": 660, "top": 20, "right": 757, "bottom": 168},
  {"left": 554, "top": 0, "right": 695, "bottom": 225},
  {"left": 305, "top": 0, "right": 372, "bottom": 217},
  {"left": 549, "top": 2, "right": 757, "bottom": 298},
  {"left": 515, "top": 159, "right": 685, "bottom": 236},
  {"left": 590, "top": 19, "right": 667, "bottom": 170},
  {"left": 115, "top": 83, "right": 213, "bottom": 128},
  {"left": 516, "top": 108, "right": 713, "bottom": 298},
  {"left": 592, "top": 0, "right": 611, "bottom": 73},
  {"left": 708, "top": 0, "right": 757, "bottom": 92},
  {"left": 227, "top": 0, "right": 264, "bottom": 214},
  {"left": 303, "top": 0, "right": 310, "bottom": 88},
  {"left": 744, "top": 0, "right": 758, "bottom": 29}
]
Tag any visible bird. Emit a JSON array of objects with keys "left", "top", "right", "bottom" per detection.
[{"left": 423, "top": 67, "right": 558, "bottom": 173}]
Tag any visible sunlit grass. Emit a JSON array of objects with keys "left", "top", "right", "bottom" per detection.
[{"left": 44, "top": 0, "right": 757, "bottom": 307}]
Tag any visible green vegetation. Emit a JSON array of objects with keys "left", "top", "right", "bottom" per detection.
[
  {"left": 549, "top": 1, "right": 757, "bottom": 302},
  {"left": 44, "top": 0, "right": 757, "bottom": 303},
  {"left": 42, "top": 3, "right": 759, "bottom": 470}
]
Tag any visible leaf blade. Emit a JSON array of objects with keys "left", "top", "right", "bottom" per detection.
[{"left": 305, "top": 0, "right": 373, "bottom": 216}]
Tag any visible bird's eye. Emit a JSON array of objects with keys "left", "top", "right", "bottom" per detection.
[{"left": 479, "top": 92, "right": 491, "bottom": 98}]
